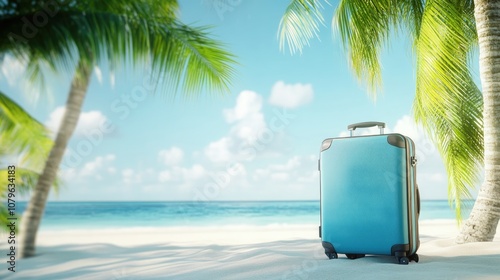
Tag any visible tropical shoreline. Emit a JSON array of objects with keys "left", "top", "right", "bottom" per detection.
[
  {"left": 14, "top": 200, "right": 472, "bottom": 231},
  {"left": 2, "top": 220, "right": 499, "bottom": 279}
]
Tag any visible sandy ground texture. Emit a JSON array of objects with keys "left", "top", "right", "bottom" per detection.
[{"left": 1, "top": 220, "right": 500, "bottom": 279}]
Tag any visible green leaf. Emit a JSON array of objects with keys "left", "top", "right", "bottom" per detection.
[
  {"left": 0, "top": 91, "right": 53, "bottom": 169},
  {"left": 278, "top": 0, "right": 326, "bottom": 55},
  {"left": 0, "top": 0, "right": 237, "bottom": 97},
  {"left": 278, "top": 0, "right": 482, "bottom": 221},
  {"left": 414, "top": 0, "right": 481, "bottom": 221}
]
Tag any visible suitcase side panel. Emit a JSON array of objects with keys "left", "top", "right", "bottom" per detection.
[
  {"left": 405, "top": 136, "right": 420, "bottom": 256},
  {"left": 320, "top": 135, "right": 409, "bottom": 255}
]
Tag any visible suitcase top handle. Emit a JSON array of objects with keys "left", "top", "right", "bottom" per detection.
[{"left": 348, "top": 121, "right": 386, "bottom": 136}]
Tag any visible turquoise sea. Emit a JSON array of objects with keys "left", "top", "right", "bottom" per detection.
[{"left": 17, "top": 200, "right": 470, "bottom": 230}]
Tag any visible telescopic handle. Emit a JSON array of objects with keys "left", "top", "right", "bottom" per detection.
[{"left": 347, "top": 122, "right": 386, "bottom": 136}]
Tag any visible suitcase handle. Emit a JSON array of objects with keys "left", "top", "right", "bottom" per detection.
[{"left": 347, "top": 122, "right": 385, "bottom": 136}]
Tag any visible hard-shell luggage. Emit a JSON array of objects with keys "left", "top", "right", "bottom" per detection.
[{"left": 318, "top": 122, "right": 420, "bottom": 265}]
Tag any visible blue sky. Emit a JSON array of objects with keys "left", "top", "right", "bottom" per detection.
[{"left": 1, "top": 0, "right": 459, "bottom": 201}]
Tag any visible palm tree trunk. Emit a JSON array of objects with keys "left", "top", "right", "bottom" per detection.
[
  {"left": 19, "top": 59, "right": 92, "bottom": 257},
  {"left": 456, "top": 0, "right": 500, "bottom": 243}
]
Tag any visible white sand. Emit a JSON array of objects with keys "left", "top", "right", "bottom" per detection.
[{"left": 2, "top": 220, "right": 500, "bottom": 279}]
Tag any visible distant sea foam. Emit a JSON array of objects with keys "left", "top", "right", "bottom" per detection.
[{"left": 16, "top": 200, "right": 470, "bottom": 230}]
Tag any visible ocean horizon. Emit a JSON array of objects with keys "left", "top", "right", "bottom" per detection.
[{"left": 15, "top": 200, "right": 472, "bottom": 231}]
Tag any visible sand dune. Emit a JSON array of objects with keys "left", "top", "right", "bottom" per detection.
[{"left": 2, "top": 220, "right": 499, "bottom": 279}]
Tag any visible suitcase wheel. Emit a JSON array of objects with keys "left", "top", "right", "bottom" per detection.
[
  {"left": 398, "top": 256, "right": 409, "bottom": 265},
  {"left": 345, "top": 254, "right": 365, "bottom": 260},
  {"left": 409, "top": 253, "right": 419, "bottom": 263},
  {"left": 326, "top": 252, "right": 338, "bottom": 259}
]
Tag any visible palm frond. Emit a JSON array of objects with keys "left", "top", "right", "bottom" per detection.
[
  {"left": 147, "top": 22, "right": 238, "bottom": 97},
  {"left": 333, "top": 0, "right": 424, "bottom": 96},
  {"left": 0, "top": 0, "right": 236, "bottom": 97},
  {"left": 399, "top": 0, "right": 426, "bottom": 47},
  {"left": 278, "top": 0, "right": 326, "bottom": 55},
  {"left": 414, "top": 0, "right": 481, "bottom": 221},
  {"left": 0, "top": 168, "right": 53, "bottom": 195},
  {"left": 278, "top": 0, "right": 481, "bottom": 221},
  {"left": 0, "top": 91, "right": 53, "bottom": 170}
]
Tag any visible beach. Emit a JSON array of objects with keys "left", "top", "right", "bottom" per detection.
[{"left": 2, "top": 220, "right": 500, "bottom": 279}]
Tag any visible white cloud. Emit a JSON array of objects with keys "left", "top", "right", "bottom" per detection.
[
  {"left": 122, "top": 168, "right": 137, "bottom": 184},
  {"left": 393, "top": 115, "right": 424, "bottom": 142},
  {"left": 421, "top": 172, "right": 446, "bottom": 183},
  {"left": 45, "top": 107, "right": 72, "bottom": 134},
  {"left": 1, "top": 55, "right": 55, "bottom": 104},
  {"left": 270, "top": 172, "right": 289, "bottom": 181},
  {"left": 122, "top": 168, "right": 155, "bottom": 185},
  {"left": 1, "top": 55, "right": 26, "bottom": 87},
  {"left": 205, "top": 91, "right": 271, "bottom": 163},
  {"left": 158, "top": 164, "right": 207, "bottom": 183},
  {"left": 80, "top": 154, "right": 116, "bottom": 178},
  {"left": 223, "top": 90, "right": 267, "bottom": 143},
  {"left": 60, "top": 154, "right": 116, "bottom": 181},
  {"left": 390, "top": 116, "right": 440, "bottom": 165},
  {"left": 204, "top": 137, "right": 234, "bottom": 163},
  {"left": 78, "top": 111, "right": 109, "bottom": 135},
  {"left": 232, "top": 113, "right": 267, "bottom": 141},
  {"left": 224, "top": 90, "right": 263, "bottom": 122},
  {"left": 297, "top": 170, "right": 319, "bottom": 183},
  {"left": 202, "top": 88, "right": 297, "bottom": 169},
  {"left": 187, "top": 164, "right": 206, "bottom": 179},
  {"left": 273, "top": 156, "right": 301, "bottom": 171},
  {"left": 254, "top": 156, "right": 301, "bottom": 180},
  {"left": 158, "top": 170, "right": 173, "bottom": 182},
  {"left": 46, "top": 106, "right": 109, "bottom": 137},
  {"left": 158, "top": 147, "right": 184, "bottom": 166},
  {"left": 269, "top": 80, "right": 313, "bottom": 108},
  {"left": 151, "top": 88, "right": 301, "bottom": 200},
  {"left": 253, "top": 155, "right": 317, "bottom": 184},
  {"left": 253, "top": 168, "right": 270, "bottom": 180}
]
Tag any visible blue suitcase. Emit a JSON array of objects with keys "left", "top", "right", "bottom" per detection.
[{"left": 319, "top": 122, "right": 420, "bottom": 264}]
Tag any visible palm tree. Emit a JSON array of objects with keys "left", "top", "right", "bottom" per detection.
[
  {"left": 278, "top": 0, "right": 499, "bottom": 242},
  {"left": 457, "top": 0, "right": 500, "bottom": 243},
  {"left": 0, "top": 92, "right": 55, "bottom": 232},
  {"left": 1, "top": 0, "right": 236, "bottom": 257}
]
